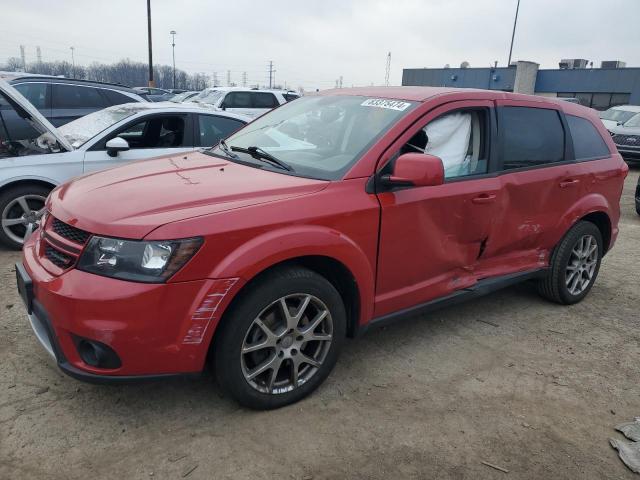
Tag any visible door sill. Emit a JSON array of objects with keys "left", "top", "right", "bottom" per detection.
[{"left": 357, "top": 268, "right": 547, "bottom": 337}]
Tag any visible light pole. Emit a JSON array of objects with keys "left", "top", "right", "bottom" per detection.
[
  {"left": 507, "top": 0, "right": 521, "bottom": 66},
  {"left": 147, "top": 0, "right": 154, "bottom": 87},
  {"left": 170, "top": 30, "right": 177, "bottom": 89},
  {"left": 70, "top": 46, "right": 75, "bottom": 78}
]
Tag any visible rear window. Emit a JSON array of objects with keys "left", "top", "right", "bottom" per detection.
[
  {"left": 566, "top": 115, "right": 610, "bottom": 160},
  {"left": 52, "top": 84, "right": 107, "bottom": 109},
  {"left": 501, "top": 107, "right": 565, "bottom": 170},
  {"left": 251, "top": 92, "right": 279, "bottom": 108},
  {"left": 13, "top": 82, "right": 49, "bottom": 109},
  {"left": 103, "top": 89, "right": 136, "bottom": 106}
]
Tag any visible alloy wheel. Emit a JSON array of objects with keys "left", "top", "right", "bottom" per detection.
[
  {"left": 1, "top": 194, "right": 46, "bottom": 246},
  {"left": 565, "top": 234, "right": 599, "bottom": 296},
  {"left": 241, "top": 293, "right": 333, "bottom": 395}
]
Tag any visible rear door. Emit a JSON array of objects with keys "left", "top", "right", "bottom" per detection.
[
  {"left": 82, "top": 112, "right": 195, "bottom": 173},
  {"left": 51, "top": 83, "right": 109, "bottom": 126},
  {"left": 374, "top": 100, "right": 503, "bottom": 317},
  {"left": 486, "top": 101, "right": 578, "bottom": 267}
]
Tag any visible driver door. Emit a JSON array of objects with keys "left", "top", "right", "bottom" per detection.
[
  {"left": 82, "top": 113, "right": 195, "bottom": 173},
  {"left": 374, "top": 100, "right": 504, "bottom": 317}
]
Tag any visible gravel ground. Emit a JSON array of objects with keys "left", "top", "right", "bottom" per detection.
[{"left": 1, "top": 168, "right": 639, "bottom": 480}]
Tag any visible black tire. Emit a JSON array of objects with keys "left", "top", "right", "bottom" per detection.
[
  {"left": 538, "top": 221, "right": 603, "bottom": 305},
  {"left": 213, "top": 266, "right": 346, "bottom": 409},
  {"left": 0, "top": 184, "right": 51, "bottom": 250}
]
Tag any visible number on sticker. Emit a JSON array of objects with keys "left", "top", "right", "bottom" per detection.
[{"left": 361, "top": 99, "right": 411, "bottom": 111}]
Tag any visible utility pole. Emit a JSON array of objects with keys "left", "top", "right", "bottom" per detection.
[
  {"left": 19, "top": 45, "right": 26, "bottom": 72},
  {"left": 170, "top": 30, "right": 177, "bottom": 89},
  {"left": 385, "top": 52, "right": 391, "bottom": 86},
  {"left": 507, "top": 0, "right": 521, "bottom": 66},
  {"left": 268, "top": 61, "right": 275, "bottom": 89},
  {"left": 212, "top": 71, "right": 218, "bottom": 87},
  {"left": 36, "top": 46, "right": 42, "bottom": 64},
  {"left": 147, "top": 0, "right": 155, "bottom": 86},
  {"left": 242, "top": 71, "right": 247, "bottom": 87},
  {"left": 339, "top": 76, "right": 343, "bottom": 88},
  {"left": 70, "top": 46, "right": 75, "bottom": 78}
]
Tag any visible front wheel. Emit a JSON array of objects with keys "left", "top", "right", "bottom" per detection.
[
  {"left": 538, "top": 221, "right": 603, "bottom": 305},
  {"left": 0, "top": 184, "right": 50, "bottom": 250},
  {"left": 213, "top": 266, "right": 346, "bottom": 409}
]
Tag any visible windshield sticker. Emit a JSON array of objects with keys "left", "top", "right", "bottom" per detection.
[{"left": 361, "top": 99, "right": 411, "bottom": 111}]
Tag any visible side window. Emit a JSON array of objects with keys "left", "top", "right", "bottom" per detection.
[
  {"left": 13, "top": 82, "right": 49, "bottom": 110},
  {"left": 501, "top": 107, "right": 564, "bottom": 170},
  {"left": 198, "top": 115, "right": 244, "bottom": 147},
  {"left": 566, "top": 115, "right": 610, "bottom": 160},
  {"left": 251, "top": 92, "right": 279, "bottom": 108},
  {"left": 111, "top": 116, "right": 186, "bottom": 149},
  {"left": 103, "top": 89, "right": 135, "bottom": 106},
  {"left": 224, "top": 92, "right": 251, "bottom": 108},
  {"left": 52, "top": 84, "right": 107, "bottom": 109},
  {"left": 400, "top": 109, "right": 489, "bottom": 179}
]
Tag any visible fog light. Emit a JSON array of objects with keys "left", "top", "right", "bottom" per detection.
[{"left": 75, "top": 338, "right": 122, "bottom": 369}]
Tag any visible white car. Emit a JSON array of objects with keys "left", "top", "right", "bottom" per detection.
[
  {"left": 187, "top": 87, "right": 300, "bottom": 118},
  {"left": 0, "top": 80, "right": 250, "bottom": 249},
  {"left": 599, "top": 105, "right": 640, "bottom": 131}
]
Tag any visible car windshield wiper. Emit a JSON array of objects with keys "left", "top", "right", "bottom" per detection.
[
  {"left": 216, "top": 138, "right": 238, "bottom": 158},
  {"left": 230, "top": 145, "right": 294, "bottom": 172}
]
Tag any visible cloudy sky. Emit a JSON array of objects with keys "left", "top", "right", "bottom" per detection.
[{"left": 2, "top": 0, "right": 639, "bottom": 90}]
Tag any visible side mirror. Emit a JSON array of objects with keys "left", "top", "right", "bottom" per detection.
[
  {"left": 105, "top": 137, "right": 130, "bottom": 157},
  {"left": 382, "top": 153, "right": 444, "bottom": 188}
]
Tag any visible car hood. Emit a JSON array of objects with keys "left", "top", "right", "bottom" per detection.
[
  {"left": 610, "top": 125, "right": 640, "bottom": 136},
  {"left": 0, "top": 78, "right": 74, "bottom": 151},
  {"left": 48, "top": 151, "right": 329, "bottom": 239},
  {"left": 600, "top": 119, "right": 619, "bottom": 130}
]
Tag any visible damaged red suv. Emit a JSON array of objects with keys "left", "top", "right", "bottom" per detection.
[{"left": 17, "top": 87, "right": 627, "bottom": 409}]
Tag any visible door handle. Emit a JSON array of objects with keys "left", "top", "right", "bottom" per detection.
[
  {"left": 471, "top": 194, "right": 497, "bottom": 204},
  {"left": 559, "top": 179, "right": 580, "bottom": 188}
]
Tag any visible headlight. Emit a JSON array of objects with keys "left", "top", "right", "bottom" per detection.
[{"left": 77, "top": 236, "right": 203, "bottom": 283}]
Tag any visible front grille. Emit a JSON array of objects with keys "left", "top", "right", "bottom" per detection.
[
  {"left": 612, "top": 134, "right": 640, "bottom": 147},
  {"left": 52, "top": 218, "right": 90, "bottom": 244},
  {"left": 45, "top": 245, "right": 73, "bottom": 269}
]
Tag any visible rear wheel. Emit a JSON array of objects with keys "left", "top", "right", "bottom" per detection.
[
  {"left": 0, "top": 184, "right": 50, "bottom": 250},
  {"left": 213, "top": 266, "right": 346, "bottom": 409},
  {"left": 538, "top": 221, "right": 603, "bottom": 305}
]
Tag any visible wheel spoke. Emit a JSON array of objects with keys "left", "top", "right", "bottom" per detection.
[
  {"left": 16, "top": 197, "right": 31, "bottom": 214},
  {"left": 298, "top": 353, "right": 321, "bottom": 368},
  {"left": 569, "top": 272, "right": 581, "bottom": 294},
  {"left": 300, "top": 310, "right": 328, "bottom": 338},
  {"left": 247, "top": 353, "right": 278, "bottom": 381},
  {"left": 308, "top": 332, "right": 332, "bottom": 342},
  {"left": 23, "top": 222, "right": 34, "bottom": 241},
  {"left": 2, "top": 217, "right": 25, "bottom": 227},
  {"left": 242, "top": 338, "right": 274, "bottom": 354},
  {"left": 266, "top": 357, "right": 283, "bottom": 393},
  {"left": 291, "top": 359, "right": 299, "bottom": 388}
]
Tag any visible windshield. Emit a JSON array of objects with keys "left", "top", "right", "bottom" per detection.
[
  {"left": 623, "top": 113, "right": 640, "bottom": 127},
  {"left": 170, "top": 91, "right": 196, "bottom": 102},
  {"left": 190, "top": 89, "right": 225, "bottom": 105},
  {"left": 599, "top": 108, "right": 638, "bottom": 123},
  {"left": 58, "top": 106, "right": 138, "bottom": 147},
  {"left": 210, "top": 95, "right": 416, "bottom": 180}
]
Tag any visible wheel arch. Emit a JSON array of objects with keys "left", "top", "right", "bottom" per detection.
[
  {"left": 579, "top": 211, "right": 612, "bottom": 253},
  {"left": 0, "top": 177, "right": 57, "bottom": 196},
  {"left": 554, "top": 193, "right": 614, "bottom": 254}
]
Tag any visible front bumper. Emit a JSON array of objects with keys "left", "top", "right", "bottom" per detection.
[
  {"left": 615, "top": 146, "right": 640, "bottom": 161},
  {"left": 20, "top": 236, "right": 242, "bottom": 381}
]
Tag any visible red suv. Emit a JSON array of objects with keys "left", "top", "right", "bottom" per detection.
[{"left": 17, "top": 87, "right": 628, "bottom": 409}]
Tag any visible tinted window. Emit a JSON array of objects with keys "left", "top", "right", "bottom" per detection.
[
  {"left": 566, "top": 115, "right": 610, "bottom": 160},
  {"left": 52, "top": 84, "right": 107, "bottom": 109},
  {"left": 198, "top": 115, "right": 244, "bottom": 147},
  {"left": 283, "top": 93, "right": 300, "bottom": 102},
  {"left": 501, "top": 107, "right": 564, "bottom": 170},
  {"left": 251, "top": 92, "right": 279, "bottom": 108},
  {"left": 13, "top": 82, "right": 48, "bottom": 109},
  {"left": 224, "top": 92, "right": 251, "bottom": 108},
  {"left": 103, "top": 89, "right": 135, "bottom": 106}
]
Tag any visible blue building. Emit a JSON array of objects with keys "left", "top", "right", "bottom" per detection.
[{"left": 402, "top": 61, "right": 640, "bottom": 110}]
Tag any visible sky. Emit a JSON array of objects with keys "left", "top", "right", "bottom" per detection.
[{"left": 2, "top": 0, "right": 639, "bottom": 90}]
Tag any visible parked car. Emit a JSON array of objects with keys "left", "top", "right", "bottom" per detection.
[
  {"left": 17, "top": 87, "right": 627, "bottom": 409},
  {"left": 170, "top": 91, "right": 200, "bottom": 103},
  {"left": 188, "top": 87, "right": 299, "bottom": 118},
  {"left": 133, "top": 87, "right": 174, "bottom": 102},
  {"left": 610, "top": 114, "right": 640, "bottom": 163},
  {"left": 0, "top": 73, "right": 147, "bottom": 142},
  {"left": 0, "top": 80, "right": 249, "bottom": 249},
  {"left": 599, "top": 105, "right": 640, "bottom": 131},
  {"left": 636, "top": 175, "right": 640, "bottom": 216}
]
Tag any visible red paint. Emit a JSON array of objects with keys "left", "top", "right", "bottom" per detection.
[{"left": 21, "top": 87, "right": 627, "bottom": 377}]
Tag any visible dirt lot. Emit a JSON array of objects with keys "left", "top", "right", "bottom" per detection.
[{"left": 1, "top": 168, "right": 639, "bottom": 480}]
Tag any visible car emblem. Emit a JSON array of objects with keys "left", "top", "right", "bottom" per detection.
[{"left": 629, "top": 137, "right": 637, "bottom": 142}]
